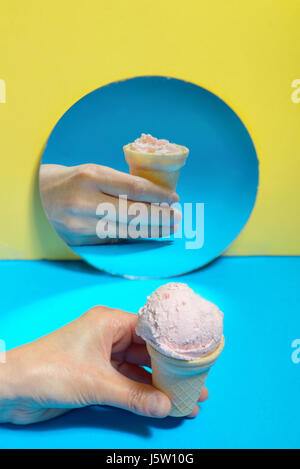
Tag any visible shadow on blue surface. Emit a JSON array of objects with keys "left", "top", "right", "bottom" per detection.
[
  {"left": 2, "top": 406, "right": 182, "bottom": 437},
  {"left": 75, "top": 239, "right": 174, "bottom": 258}
]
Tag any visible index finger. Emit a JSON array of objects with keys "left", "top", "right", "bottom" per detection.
[{"left": 94, "top": 166, "right": 179, "bottom": 204}]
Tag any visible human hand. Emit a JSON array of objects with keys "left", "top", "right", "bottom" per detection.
[
  {"left": 0, "top": 306, "right": 208, "bottom": 425},
  {"left": 39, "top": 164, "right": 181, "bottom": 245}
]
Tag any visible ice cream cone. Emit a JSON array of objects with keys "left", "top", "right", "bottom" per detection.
[
  {"left": 123, "top": 144, "right": 189, "bottom": 190},
  {"left": 147, "top": 336, "right": 225, "bottom": 417}
]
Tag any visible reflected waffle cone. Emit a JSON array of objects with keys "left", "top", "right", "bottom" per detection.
[
  {"left": 147, "top": 336, "right": 225, "bottom": 417},
  {"left": 123, "top": 145, "right": 189, "bottom": 190}
]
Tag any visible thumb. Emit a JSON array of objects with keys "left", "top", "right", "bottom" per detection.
[{"left": 102, "top": 371, "right": 171, "bottom": 418}]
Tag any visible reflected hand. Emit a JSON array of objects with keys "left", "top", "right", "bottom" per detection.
[{"left": 39, "top": 164, "right": 181, "bottom": 245}]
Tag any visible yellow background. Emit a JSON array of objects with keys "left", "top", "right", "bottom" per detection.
[{"left": 0, "top": 0, "right": 299, "bottom": 260}]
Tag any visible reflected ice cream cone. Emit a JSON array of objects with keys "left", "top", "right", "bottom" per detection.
[{"left": 123, "top": 133, "right": 189, "bottom": 190}]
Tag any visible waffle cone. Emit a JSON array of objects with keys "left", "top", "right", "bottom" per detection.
[
  {"left": 123, "top": 144, "right": 189, "bottom": 190},
  {"left": 147, "top": 336, "right": 225, "bottom": 417}
]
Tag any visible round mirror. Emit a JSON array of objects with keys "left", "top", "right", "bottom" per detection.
[{"left": 40, "top": 76, "right": 259, "bottom": 278}]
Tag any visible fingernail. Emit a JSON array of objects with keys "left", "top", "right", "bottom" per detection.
[
  {"left": 148, "top": 392, "right": 171, "bottom": 418},
  {"left": 185, "top": 405, "right": 200, "bottom": 419},
  {"left": 169, "top": 192, "right": 179, "bottom": 203}
]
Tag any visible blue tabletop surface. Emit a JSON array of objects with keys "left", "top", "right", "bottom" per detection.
[{"left": 0, "top": 256, "right": 299, "bottom": 449}]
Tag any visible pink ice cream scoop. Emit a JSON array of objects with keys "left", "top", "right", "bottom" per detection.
[
  {"left": 131, "top": 133, "right": 182, "bottom": 154},
  {"left": 136, "top": 283, "right": 223, "bottom": 360}
]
